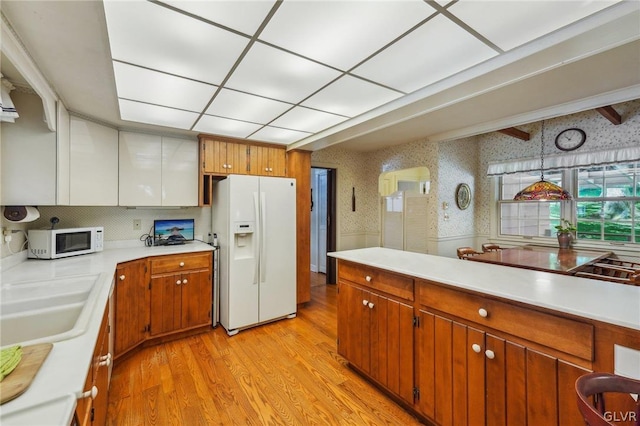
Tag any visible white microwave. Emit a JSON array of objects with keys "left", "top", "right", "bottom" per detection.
[{"left": 28, "top": 227, "right": 104, "bottom": 259}]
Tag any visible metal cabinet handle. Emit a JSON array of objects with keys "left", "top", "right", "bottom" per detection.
[
  {"left": 485, "top": 350, "right": 495, "bottom": 360},
  {"left": 119, "top": 275, "right": 125, "bottom": 281},
  {"left": 182, "top": 278, "right": 188, "bottom": 284},
  {"left": 179, "top": 262, "right": 185, "bottom": 267},
  {"left": 472, "top": 344, "right": 482, "bottom": 353},
  {"left": 365, "top": 275, "right": 372, "bottom": 282},
  {"left": 176, "top": 280, "right": 182, "bottom": 285},
  {"left": 362, "top": 299, "right": 369, "bottom": 306},
  {"left": 478, "top": 308, "right": 488, "bottom": 318},
  {"left": 368, "top": 302, "right": 374, "bottom": 309}
]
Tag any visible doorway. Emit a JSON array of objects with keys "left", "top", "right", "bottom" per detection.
[{"left": 311, "top": 167, "right": 337, "bottom": 285}]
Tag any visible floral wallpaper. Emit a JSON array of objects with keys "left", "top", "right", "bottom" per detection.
[{"left": 312, "top": 98, "right": 640, "bottom": 249}]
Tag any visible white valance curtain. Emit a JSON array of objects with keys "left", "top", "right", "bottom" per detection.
[{"left": 487, "top": 146, "right": 640, "bottom": 176}]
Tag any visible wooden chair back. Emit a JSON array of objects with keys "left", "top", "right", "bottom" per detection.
[
  {"left": 481, "top": 243, "right": 502, "bottom": 252},
  {"left": 457, "top": 247, "right": 480, "bottom": 259},
  {"left": 575, "top": 372, "right": 640, "bottom": 425}
]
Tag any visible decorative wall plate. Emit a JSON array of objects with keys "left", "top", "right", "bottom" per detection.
[{"left": 456, "top": 183, "right": 471, "bottom": 210}]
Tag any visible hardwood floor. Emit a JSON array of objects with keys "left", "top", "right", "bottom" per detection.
[
  {"left": 107, "top": 285, "right": 424, "bottom": 425},
  {"left": 310, "top": 271, "right": 326, "bottom": 287}
]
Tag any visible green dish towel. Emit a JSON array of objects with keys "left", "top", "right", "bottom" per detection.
[{"left": 0, "top": 345, "right": 22, "bottom": 381}]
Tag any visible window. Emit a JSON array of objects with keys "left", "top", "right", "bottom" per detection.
[{"left": 499, "top": 161, "right": 640, "bottom": 244}]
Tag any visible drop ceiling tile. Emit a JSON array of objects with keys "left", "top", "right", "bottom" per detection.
[
  {"left": 119, "top": 99, "right": 200, "bottom": 130},
  {"left": 259, "top": 0, "right": 435, "bottom": 70},
  {"left": 270, "top": 106, "right": 348, "bottom": 133},
  {"left": 302, "top": 75, "right": 403, "bottom": 117},
  {"left": 225, "top": 42, "right": 342, "bottom": 104},
  {"left": 160, "top": 0, "right": 276, "bottom": 35},
  {"left": 448, "top": 0, "right": 620, "bottom": 52},
  {"left": 113, "top": 62, "right": 216, "bottom": 112},
  {"left": 194, "top": 114, "right": 263, "bottom": 139},
  {"left": 251, "top": 126, "right": 311, "bottom": 145},
  {"left": 103, "top": 0, "right": 249, "bottom": 84},
  {"left": 352, "top": 14, "right": 497, "bottom": 93},
  {"left": 205, "top": 89, "right": 293, "bottom": 124}
]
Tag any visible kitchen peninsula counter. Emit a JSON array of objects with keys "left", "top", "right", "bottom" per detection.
[
  {"left": 0, "top": 242, "right": 214, "bottom": 426},
  {"left": 329, "top": 247, "right": 639, "bottom": 331}
]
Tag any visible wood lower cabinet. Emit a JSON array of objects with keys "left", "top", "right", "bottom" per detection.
[
  {"left": 76, "top": 304, "right": 110, "bottom": 426},
  {"left": 149, "top": 252, "right": 212, "bottom": 336},
  {"left": 114, "top": 259, "right": 148, "bottom": 358},
  {"left": 337, "top": 262, "right": 414, "bottom": 404},
  {"left": 416, "top": 310, "right": 590, "bottom": 426}
]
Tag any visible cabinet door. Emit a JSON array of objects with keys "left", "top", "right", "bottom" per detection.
[
  {"left": 150, "top": 273, "right": 182, "bottom": 336},
  {"left": 180, "top": 269, "right": 212, "bottom": 329},
  {"left": 70, "top": 116, "right": 119, "bottom": 205},
  {"left": 252, "top": 146, "right": 286, "bottom": 176},
  {"left": 267, "top": 146, "right": 286, "bottom": 176},
  {"left": 225, "top": 142, "right": 247, "bottom": 175},
  {"left": 114, "top": 260, "right": 148, "bottom": 358},
  {"left": 201, "top": 138, "right": 226, "bottom": 174},
  {"left": 162, "top": 137, "right": 198, "bottom": 206},
  {"left": 118, "top": 132, "right": 162, "bottom": 206}
]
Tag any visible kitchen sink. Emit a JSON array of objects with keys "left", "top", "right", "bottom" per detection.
[{"left": 0, "top": 274, "right": 101, "bottom": 347}]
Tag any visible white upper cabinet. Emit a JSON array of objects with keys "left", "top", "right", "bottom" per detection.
[
  {"left": 118, "top": 132, "right": 162, "bottom": 206},
  {"left": 161, "top": 137, "right": 198, "bottom": 206},
  {"left": 118, "top": 132, "right": 197, "bottom": 206},
  {"left": 1, "top": 92, "right": 57, "bottom": 206},
  {"left": 69, "top": 116, "right": 119, "bottom": 206}
]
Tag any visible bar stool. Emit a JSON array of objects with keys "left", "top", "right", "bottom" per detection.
[{"left": 575, "top": 372, "right": 640, "bottom": 425}]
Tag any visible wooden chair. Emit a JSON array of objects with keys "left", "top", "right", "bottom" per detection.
[
  {"left": 575, "top": 372, "right": 640, "bottom": 426},
  {"left": 481, "top": 243, "right": 502, "bottom": 252},
  {"left": 457, "top": 247, "right": 481, "bottom": 260},
  {"left": 576, "top": 259, "right": 640, "bottom": 286}
]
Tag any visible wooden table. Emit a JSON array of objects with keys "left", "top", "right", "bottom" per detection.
[{"left": 467, "top": 245, "right": 613, "bottom": 275}]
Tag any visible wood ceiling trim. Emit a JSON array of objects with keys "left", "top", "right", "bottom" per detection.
[
  {"left": 595, "top": 105, "right": 622, "bottom": 125},
  {"left": 498, "top": 127, "right": 530, "bottom": 141}
]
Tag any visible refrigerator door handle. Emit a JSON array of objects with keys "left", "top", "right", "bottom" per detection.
[
  {"left": 260, "top": 191, "right": 267, "bottom": 284},
  {"left": 253, "top": 191, "right": 260, "bottom": 285}
]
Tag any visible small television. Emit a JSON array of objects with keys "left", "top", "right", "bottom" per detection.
[{"left": 153, "top": 219, "right": 195, "bottom": 246}]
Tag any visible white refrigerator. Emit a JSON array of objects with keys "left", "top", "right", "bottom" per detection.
[{"left": 212, "top": 175, "right": 297, "bottom": 335}]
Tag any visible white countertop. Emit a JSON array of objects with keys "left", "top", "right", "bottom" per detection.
[
  {"left": 0, "top": 242, "right": 214, "bottom": 425},
  {"left": 329, "top": 247, "right": 640, "bottom": 332}
]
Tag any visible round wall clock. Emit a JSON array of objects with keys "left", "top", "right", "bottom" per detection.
[
  {"left": 455, "top": 183, "right": 471, "bottom": 210},
  {"left": 554, "top": 128, "right": 586, "bottom": 151}
]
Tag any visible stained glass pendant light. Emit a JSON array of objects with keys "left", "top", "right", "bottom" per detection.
[{"left": 513, "top": 121, "right": 572, "bottom": 201}]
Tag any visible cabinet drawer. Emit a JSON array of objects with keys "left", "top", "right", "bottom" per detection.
[
  {"left": 339, "top": 261, "right": 414, "bottom": 301},
  {"left": 151, "top": 252, "right": 212, "bottom": 274},
  {"left": 419, "top": 281, "right": 593, "bottom": 361}
]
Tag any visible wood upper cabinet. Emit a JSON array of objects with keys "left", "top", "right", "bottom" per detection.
[
  {"left": 149, "top": 252, "right": 212, "bottom": 336},
  {"left": 416, "top": 281, "right": 592, "bottom": 426},
  {"left": 249, "top": 145, "right": 286, "bottom": 176},
  {"left": 337, "top": 262, "right": 415, "bottom": 404},
  {"left": 201, "top": 137, "right": 248, "bottom": 175},
  {"left": 114, "top": 259, "right": 148, "bottom": 359}
]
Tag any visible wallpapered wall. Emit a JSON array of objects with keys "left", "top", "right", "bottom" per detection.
[
  {"left": 477, "top": 99, "right": 640, "bottom": 236},
  {"left": 311, "top": 98, "right": 640, "bottom": 253}
]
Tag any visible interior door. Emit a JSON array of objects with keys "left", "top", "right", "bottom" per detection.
[{"left": 317, "top": 170, "right": 328, "bottom": 273}]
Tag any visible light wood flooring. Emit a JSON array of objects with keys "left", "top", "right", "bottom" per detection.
[{"left": 107, "top": 284, "right": 424, "bottom": 425}]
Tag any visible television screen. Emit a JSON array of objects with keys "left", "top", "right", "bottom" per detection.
[{"left": 153, "top": 219, "right": 195, "bottom": 245}]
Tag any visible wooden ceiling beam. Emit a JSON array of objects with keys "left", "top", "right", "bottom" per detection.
[
  {"left": 498, "top": 127, "right": 530, "bottom": 141},
  {"left": 595, "top": 105, "right": 622, "bottom": 125}
]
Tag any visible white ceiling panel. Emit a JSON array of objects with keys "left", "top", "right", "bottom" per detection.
[
  {"left": 119, "top": 99, "right": 200, "bottom": 130},
  {"left": 205, "top": 89, "right": 293, "bottom": 124},
  {"left": 113, "top": 62, "right": 216, "bottom": 112},
  {"left": 251, "top": 126, "right": 312, "bottom": 145},
  {"left": 259, "top": 0, "right": 435, "bottom": 70},
  {"left": 103, "top": 0, "right": 249, "bottom": 84},
  {"left": 449, "top": 0, "right": 621, "bottom": 52},
  {"left": 352, "top": 14, "right": 498, "bottom": 93},
  {"left": 302, "top": 75, "right": 403, "bottom": 117},
  {"left": 160, "top": 0, "right": 276, "bottom": 35},
  {"left": 270, "top": 106, "right": 348, "bottom": 133},
  {"left": 194, "top": 114, "right": 263, "bottom": 138},
  {"left": 225, "top": 42, "right": 342, "bottom": 104}
]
